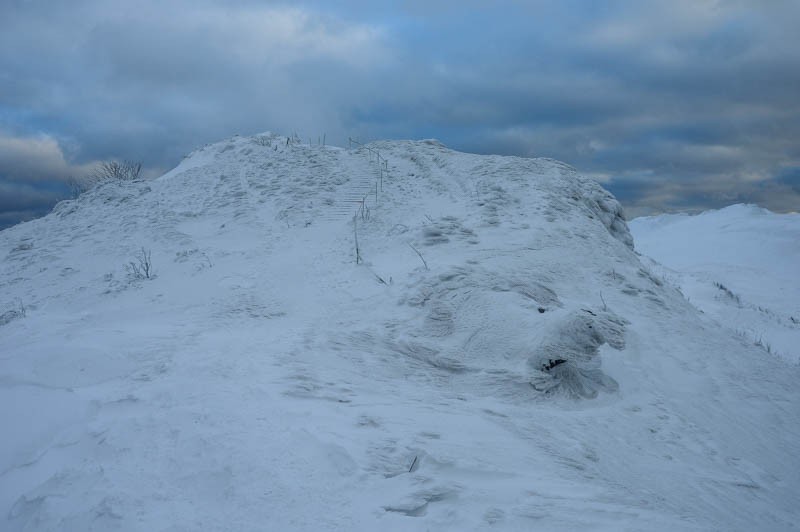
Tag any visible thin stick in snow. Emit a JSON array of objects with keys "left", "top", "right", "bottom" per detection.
[
  {"left": 354, "top": 215, "right": 361, "bottom": 264},
  {"left": 408, "top": 243, "right": 428, "bottom": 270}
]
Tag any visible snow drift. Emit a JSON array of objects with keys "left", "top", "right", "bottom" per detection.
[{"left": 1, "top": 134, "right": 798, "bottom": 531}]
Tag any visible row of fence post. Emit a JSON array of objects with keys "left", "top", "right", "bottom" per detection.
[
  {"left": 349, "top": 137, "right": 389, "bottom": 191},
  {"left": 349, "top": 137, "right": 390, "bottom": 264}
]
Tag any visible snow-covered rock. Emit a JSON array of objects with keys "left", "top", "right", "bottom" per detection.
[{"left": 1, "top": 135, "right": 798, "bottom": 531}]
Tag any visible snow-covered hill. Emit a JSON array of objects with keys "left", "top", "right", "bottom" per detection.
[
  {"left": 1, "top": 134, "right": 798, "bottom": 531},
  {"left": 630, "top": 204, "right": 800, "bottom": 365}
]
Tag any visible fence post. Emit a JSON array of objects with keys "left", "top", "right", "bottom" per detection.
[{"left": 354, "top": 215, "right": 360, "bottom": 264}]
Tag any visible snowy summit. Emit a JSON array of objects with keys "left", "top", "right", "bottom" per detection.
[{"left": 1, "top": 134, "right": 798, "bottom": 531}]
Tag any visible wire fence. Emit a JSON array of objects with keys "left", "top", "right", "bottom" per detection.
[
  {"left": 349, "top": 137, "right": 389, "bottom": 189},
  {"left": 280, "top": 134, "right": 393, "bottom": 264},
  {"left": 348, "top": 137, "right": 391, "bottom": 263}
]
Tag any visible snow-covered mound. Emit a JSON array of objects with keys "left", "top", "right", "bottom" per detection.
[
  {"left": 630, "top": 204, "right": 800, "bottom": 364},
  {"left": 1, "top": 135, "right": 799, "bottom": 531}
]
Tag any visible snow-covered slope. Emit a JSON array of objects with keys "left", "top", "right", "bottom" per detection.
[
  {"left": 630, "top": 204, "right": 800, "bottom": 365},
  {"left": 1, "top": 135, "right": 798, "bottom": 531}
]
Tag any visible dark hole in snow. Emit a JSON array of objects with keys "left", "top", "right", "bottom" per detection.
[
  {"left": 538, "top": 307, "right": 546, "bottom": 313},
  {"left": 542, "top": 359, "right": 566, "bottom": 371}
]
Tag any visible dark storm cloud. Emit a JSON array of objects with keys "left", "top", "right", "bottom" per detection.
[
  {"left": 1, "top": 1, "right": 387, "bottom": 161},
  {"left": 0, "top": 178, "right": 67, "bottom": 229},
  {"left": 1, "top": 0, "right": 799, "bottom": 229}
]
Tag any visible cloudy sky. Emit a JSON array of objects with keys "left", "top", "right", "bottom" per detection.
[{"left": 1, "top": 0, "right": 799, "bottom": 228}]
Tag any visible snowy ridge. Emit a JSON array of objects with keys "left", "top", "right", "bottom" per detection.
[
  {"left": 1, "top": 135, "right": 799, "bottom": 531},
  {"left": 630, "top": 204, "right": 800, "bottom": 364}
]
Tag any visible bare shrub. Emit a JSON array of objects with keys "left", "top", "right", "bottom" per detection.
[
  {"left": 67, "top": 160, "right": 143, "bottom": 198},
  {"left": 93, "top": 160, "right": 142, "bottom": 182},
  {"left": 127, "top": 247, "right": 154, "bottom": 280}
]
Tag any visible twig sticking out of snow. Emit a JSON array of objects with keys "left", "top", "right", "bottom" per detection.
[{"left": 408, "top": 243, "right": 429, "bottom": 270}]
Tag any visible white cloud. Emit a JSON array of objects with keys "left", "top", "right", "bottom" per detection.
[
  {"left": 0, "top": 132, "right": 96, "bottom": 182},
  {"left": 218, "top": 6, "right": 386, "bottom": 67},
  {"left": 82, "top": 2, "right": 387, "bottom": 71}
]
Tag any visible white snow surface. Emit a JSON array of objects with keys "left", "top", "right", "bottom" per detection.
[
  {"left": 1, "top": 134, "right": 798, "bottom": 531},
  {"left": 630, "top": 204, "right": 800, "bottom": 365}
]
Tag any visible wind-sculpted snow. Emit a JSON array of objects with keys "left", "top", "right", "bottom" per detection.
[
  {"left": 528, "top": 309, "right": 626, "bottom": 398},
  {"left": 1, "top": 134, "right": 799, "bottom": 531}
]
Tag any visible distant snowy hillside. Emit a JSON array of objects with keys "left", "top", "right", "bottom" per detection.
[
  {"left": 1, "top": 135, "right": 799, "bottom": 531},
  {"left": 630, "top": 204, "right": 800, "bottom": 364}
]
